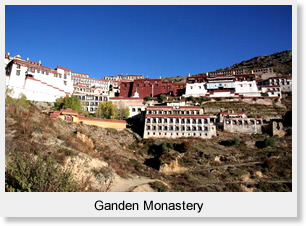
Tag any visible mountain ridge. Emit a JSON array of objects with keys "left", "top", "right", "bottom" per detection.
[{"left": 218, "top": 50, "right": 292, "bottom": 75}]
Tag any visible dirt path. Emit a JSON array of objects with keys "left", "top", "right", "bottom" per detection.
[{"left": 110, "top": 175, "right": 155, "bottom": 192}]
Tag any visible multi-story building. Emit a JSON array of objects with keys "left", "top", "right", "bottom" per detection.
[
  {"left": 252, "top": 67, "right": 274, "bottom": 79},
  {"left": 71, "top": 72, "right": 89, "bottom": 78},
  {"left": 185, "top": 74, "right": 260, "bottom": 98},
  {"left": 258, "top": 76, "right": 292, "bottom": 93},
  {"left": 258, "top": 85, "right": 282, "bottom": 98},
  {"left": 184, "top": 76, "right": 207, "bottom": 97},
  {"left": 206, "top": 76, "right": 236, "bottom": 91},
  {"left": 109, "top": 97, "right": 145, "bottom": 118},
  {"left": 143, "top": 106, "right": 216, "bottom": 139},
  {"left": 207, "top": 69, "right": 247, "bottom": 77},
  {"left": 120, "top": 78, "right": 186, "bottom": 99},
  {"left": 72, "top": 73, "right": 110, "bottom": 91},
  {"left": 195, "top": 67, "right": 278, "bottom": 80},
  {"left": 74, "top": 93, "right": 109, "bottom": 113},
  {"left": 5, "top": 54, "right": 73, "bottom": 102},
  {"left": 73, "top": 84, "right": 109, "bottom": 95},
  {"left": 219, "top": 110, "right": 263, "bottom": 134},
  {"left": 233, "top": 74, "right": 261, "bottom": 97}
]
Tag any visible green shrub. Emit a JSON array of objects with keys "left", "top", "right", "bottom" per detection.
[
  {"left": 58, "top": 148, "right": 76, "bottom": 157},
  {"left": 5, "top": 153, "right": 78, "bottom": 192},
  {"left": 173, "top": 141, "right": 190, "bottom": 153},
  {"left": 143, "top": 96, "right": 152, "bottom": 102},
  {"left": 264, "top": 137, "right": 275, "bottom": 147},
  {"left": 232, "top": 137, "right": 240, "bottom": 146},
  {"left": 150, "top": 181, "right": 169, "bottom": 192},
  {"left": 158, "top": 94, "right": 167, "bottom": 103},
  {"left": 186, "top": 96, "right": 195, "bottom": 102}
]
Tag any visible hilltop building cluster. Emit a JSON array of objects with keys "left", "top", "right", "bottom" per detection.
[{"left": 5, "top": 53, "right": 292, "bottom": 138}]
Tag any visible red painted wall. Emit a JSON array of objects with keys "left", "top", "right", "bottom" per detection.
[{"left": 119, "top": 79, "right": 186, "bottom": 98}]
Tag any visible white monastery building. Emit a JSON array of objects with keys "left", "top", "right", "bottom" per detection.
[
  {"left": 5, "top": 53, "right": 73, "bottom": 102},
  {"left": 184, "top": 74, "right": 261, "bottom": 98}
]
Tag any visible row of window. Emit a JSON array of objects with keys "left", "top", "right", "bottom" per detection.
[
  {"left": 146, "top": 118, "right": 209, "bottom": 124},
  {"left": 131, "top": 108, "right": 142, "bottom": 113},
  {"left": 270, "top": 82, "right": 291, "bottom": 86},
  {"left": 146, "top": 125, "right": 210, "bottom": 131},
  {"left": 135, "top": 83, "right": 171, "bottom": 89},
  {"left": 25, "top": 66, "right": 68, "bottom": 78},
  {"left": 265, "top": 87, "right": 280, "bottom": 91},
  {"left": 225, "top": 120, "right": 262, "bottom": 125},
  {"left": 76, "top": 95, "right": 108, "bottom": 101},
  {"left": 71, "top": 74, "right": 89, "bottom": 78},
  {"left": 16, "top": 69, "right": 66, "bottom": 80},
  {"left": 75, "top": 88, "right": 108, "bottom": 92},
  {"left": 84, "top": 107, "right": 97, "bottom": 112},
  {"left": 73, "top": 78, "right": 108, "bottom": 84},
  {"left": 147, "top": 132, "right": 210, "bottom": 137},
  {"left": 147, "top": 110, "right": 201, "bottom": 115},
  {"left": 254, "top": 68, "right": 273, "bottom": 72}
]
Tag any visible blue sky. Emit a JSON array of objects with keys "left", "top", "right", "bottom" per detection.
[{"left": 5, "top": 5, "right": 292, "bottom": 79}]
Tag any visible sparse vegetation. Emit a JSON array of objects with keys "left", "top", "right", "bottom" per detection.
[
  {"left": 5, "top": 153, "right": 78, "bottom": 192},
  {"left": 5, "top": 91, "right": 292, "bottom": 192},
  {"left": 54, "top": 95, "right": 82, "bottom": 113},
  {"left": 95, "top": 101, "right": 129, "bottom": 120},
  {"left": 143, "top": 96, "right": 152, "bottom": 102},
  {"left": 150, "top": 181, "right": 169, "bottom": 192},
  {"left": 264, "top": 137, "right": 275, "bottom": 147},
  {"left": 158, "top": 94, "right": 167, "bottom": 103}
]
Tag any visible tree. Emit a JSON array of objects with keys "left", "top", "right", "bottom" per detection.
[
  {"left": 54, "top": 95, "right": 82, "bottom": 113},
  {"left": 158, "top": 94, "right": 167, "bottom": 103},
  {"left": 143, "top": 96, "right": 152, "bottom": 102},
  {"left": 95, "top": 101, "right": 117, "bottom": 119},
  {"left": 117, "top": 102, "right": 130, "bottom": 120},
  {"left": 186, "top": 96, "right": 195, "bottom": 102}
]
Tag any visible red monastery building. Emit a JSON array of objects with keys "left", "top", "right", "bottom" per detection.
[{"left": 119, "top": 78, "right": 186, "bottom": 98}]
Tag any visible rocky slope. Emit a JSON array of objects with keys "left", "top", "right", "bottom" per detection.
[
  {"left": 221, "top": 50, "right": 292, "bottom": 75},
  {"left": 5, "top": 96, "right": 292, "bottom": 192}
]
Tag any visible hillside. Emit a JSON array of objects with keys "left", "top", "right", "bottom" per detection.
[
  {"left": 161, "top": 76, "right": 186, "bottom": 83},
  {"left": 5, "top": 95, "right": 292, "bottom": 192},
  {"left": 220, "top": 50, "right": 292, "bottom": 75}
]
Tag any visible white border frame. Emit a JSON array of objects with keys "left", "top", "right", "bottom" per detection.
[{"left": 0, "top": 0, "right": 298, "bottom": 218}]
